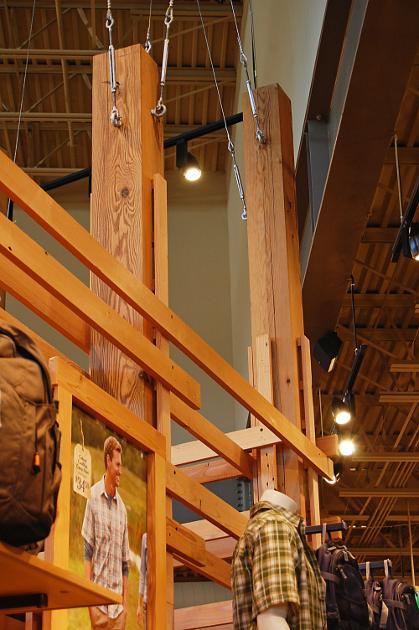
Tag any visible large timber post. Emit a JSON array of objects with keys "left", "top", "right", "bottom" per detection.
[
  {"left": 0, "top": 192, "right": 6, "bottom": 311},
  {"left": 244, "top": 84, "right": 318, "bottom": 515},
  {"left": 90, "top": 44, "right": 163, "bottom": 419},
  {"left": 90, "top": 44, "right": 170, "bottom": 628}
]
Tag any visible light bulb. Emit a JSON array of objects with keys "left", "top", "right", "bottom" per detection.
[
  {"left": 335, "top": 409, "right": 351, "bottom": 425},
  {"left": 339, "top": 438, "right": 355, "bottom": 457},
  {"left": 332, "top": 398, "right": 352, "bottom": 425},
  {"left": 184, "top": 166, "right": 202, "bottom": 182}
]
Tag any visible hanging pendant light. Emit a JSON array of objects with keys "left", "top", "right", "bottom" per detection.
[
  {"left": 332, "top": 398, "right": 352, "bottom": 425},
  {"left": 339, "top": 437, "right": 356, "bottom": 457}
]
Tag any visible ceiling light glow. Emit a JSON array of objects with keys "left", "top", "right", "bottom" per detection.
[
  {"left": 339, "top": 438, "right": 356, "bottom": 457},
  {"left": 184, "top": 165, "right": 202, "bottom": 182}
]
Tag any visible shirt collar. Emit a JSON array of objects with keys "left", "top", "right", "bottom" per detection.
[
  {"left": 99, "top": 475, "right": 119, "bottom": 503},
  {"left": 250, "top": 500, "right": 304, "bottom": 531}
]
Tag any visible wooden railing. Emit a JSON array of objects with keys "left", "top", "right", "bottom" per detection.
[
  {"left": 0, "top": 150, "right": 333, "bottom": 479},
  {"left": 0, "top": 149, "right": 334, "bottom": 628}
]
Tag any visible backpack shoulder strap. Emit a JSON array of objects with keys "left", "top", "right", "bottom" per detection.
[{"left": 0, "top": 321, "right": 53, "bottom": 403}]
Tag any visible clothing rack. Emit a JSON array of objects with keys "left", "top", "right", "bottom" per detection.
[
  {"left": 305, "top": 521, "right": 347, "bottom": 535},
  {"left": 359, "top": 559, "right": 392, "bottom": 573}
]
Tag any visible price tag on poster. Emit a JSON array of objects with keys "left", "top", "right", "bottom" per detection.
[{"left": 73, "top": 443, "right": 92, "bottom": 498}]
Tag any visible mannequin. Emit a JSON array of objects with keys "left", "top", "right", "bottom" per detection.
[
  {"left": 257, "top": 489, "right": 297, "bottom": 630},
  {"left": 232, "top": 486, "right": 326, "bottom": 630}
]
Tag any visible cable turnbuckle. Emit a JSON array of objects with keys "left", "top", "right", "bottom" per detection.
[
  {"left": 151, "top": 0, "right": 174, "bottom": 118},
  {"left": 106, "top": 3, "right": 122, "bottom": 128}
]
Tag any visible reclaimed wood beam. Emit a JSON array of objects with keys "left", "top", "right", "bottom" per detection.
[
  {"left": 0, "top": 213, "right": 200, "bottom": 409},
  {"left": 0, "top": 151, "right": 332, "bottom": 478},
  {"left": 390, "top": 361, "right": 419, "bottom": 373},
  {"left": 165, "top": 463, "right": 247, "bottom": 540},
  {"left": 172, "top": 426, "right": 279, "bottom": 466},
  {"left": 174, "top": 601, "right": 233, "bottom": 630},
  {"left": 339, "top": 488, "right": 419, "bottom": 498},
  {"left": 170, "top": 394, "right": 254, "bottom": 480},
  {"left": 166, "top": 518, "right": 206, "bottom": 567},
  {"left": 379, "top": 392, "right": 419, "bottom": 404},
  {"left": 49, "top": 357, "right": 166, "bottom": 456}
]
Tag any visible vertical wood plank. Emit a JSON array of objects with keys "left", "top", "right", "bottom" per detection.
[
  {"left": 244, "top": 84, "right": 306, "bottom": 512},
  {"left": 44, "top": 383, "right": 73, "bottom": 630},
  {"left": 0, "top": 191, "right": 7, "bottom": 310},
  {"left": 300, "top": 336, "right": 321, "bottom": 547},
  {"left": 90, "top": 44, "right": 163, "bottom": 421},
  {"left": 147, "top": 453, "right": 167, "bottom": 630},
  {"left": 250, "top": 336, "right": 277, "bottom": 501},
  {"left": 153, "top": 173, "right": 174, "bottom": 628}
]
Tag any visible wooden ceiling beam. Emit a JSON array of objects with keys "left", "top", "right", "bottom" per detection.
[
  {"left": 339, "top": 488, "right": 419, "bottom": 498},
  {"left": 22, "top": 167, "right": 87, "bottom": 176},
  {"left": 0, "top": 56, "right": 236, "bottom": 81},
  {"left": 361, "top": 227, "right": 399, "bottom": 243},
  {"left": 327, "top": 514, "right": 419, "bottom": 523},
  {"left": 390, "top": 361, "right": 419, "bottom": 373},
  {"left": 351, "top": 452, "right": 419, "bottom": 463},
  {"left": 379, "top": 392, "right": 419, "bottom": 404},
  {"left": 341, "top": 294, "right": 416, "bottom": 308},
  {"left": 347, "top": 548, "right": 419, "bottom": 557},
  {"left": 1, "top": 0, "right": 242, "bottom": 14},
  {"left": 336, "top": 326, "right": 418, "bottom": 342},
  {"left": 0, "top": 112, "right": 91, "bottom": 122},
  {"left": 384, "top": 146, "right": 419, "bottom": 165}
]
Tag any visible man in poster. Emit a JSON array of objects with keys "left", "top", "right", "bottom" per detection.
[{"left": 82, "top": 436, "right": 130, "bottom": 629}]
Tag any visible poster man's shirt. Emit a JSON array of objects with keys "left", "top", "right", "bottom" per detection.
[
  {"left": 82, "top": 476, "right": 129, "bottom": 619},
  {"left": 232, "top": 501, "right": 327, "bottom": 630}
]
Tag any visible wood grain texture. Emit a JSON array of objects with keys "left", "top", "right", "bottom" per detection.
[
  {"left": 166, "top": 464, "right": 247, "bottom": 539},
  {"left": 244, "top": 84, "right": 310, "bottom": 507},
  {"left": 179, "top": 459, "right": 241, "bottom": 484},
  {"left": 166, "top": 518, "right": 206, "bottom": 567},
  {"left": 45, "top": 385, "right": 72, "bottom": 630},
  {"left": 0, "top": 543, "right": 121, "bottom": 615},
  {"left": 170, "top": 394, "right": 254, "bottom": 480},
  {"left": 147, "top": 453, "right": 167, "bottom": 630},
  {"left": 171, "top": 426, "right": 279, "bottom": 466},
  {"left": 181, "top": 514, "right": 249, "bottom": 543},
  {"left": 315, "top": 435, "right": 339, "bottom": 458},
  {"left": 49, "top": 357, "right": 166, "bottom": 456},
  {"left": 153, "top": 174, "right": 174, "bottom": 627},
  {"left": 251, "top": 336, "right": 277, "bottom": 501},
  {"left": 0, "top": 252, "right": 90, "bottom": 352},
  {"left": 174, "top": 600, "right": 232, "bottom": 629},
  {"left": 0, "top": 213, "right": 200, "bottom": 409},
  {"left": 90, "top": 44, "right": 164, "bottom": 419},
  {"left": 172, "top": 548, "right": 231, "bottom": 590},
  {"left": 0, "top": 190, "right": 7, "bottom": 311},
  {"left": 0, "top": 151, "right": 332, "bottom": 477},
  {"left": 300, "top": 336, "right": 321, "bottom": 547}
]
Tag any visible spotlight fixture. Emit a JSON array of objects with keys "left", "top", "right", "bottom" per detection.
[
  {"left": 345, "top": 343, "right": 367, "bottom": 394},
  {"left": 332, "top": 397, "right": 352, "bottom": 425},
  {"left": 408, "top": 224, "right": 419, "bottom": 261},
  {"left": 176, "top": 139, "right": 202, "bottom": 182},
  {"left": 391, "top": 174, "right": 419, "bottom": 262},
  {"left": 313, "top": 331, "right": 342, "bottom": 373},
  {"left": 339, "top": 437, "right": 356, "bottom": 457},
  {"left": 331, "top": 278, "right": 367, "bottom": 426}
]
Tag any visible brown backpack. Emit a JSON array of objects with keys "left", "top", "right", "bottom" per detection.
[
  {"left": 0, "top": 320, "right": 62, "bottom": 546},
  {"left": 381, "top": 560, "right": 419, "bottom": 630}
]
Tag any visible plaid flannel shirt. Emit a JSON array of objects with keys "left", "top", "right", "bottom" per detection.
[
  {"left": 82, "top": 477, "right": 129, "bottom": 618},
  {"left": 232, "top": 502, "right": 326, "bottom": 630}
]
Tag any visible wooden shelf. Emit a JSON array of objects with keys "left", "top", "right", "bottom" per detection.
[{"left": 0, "top": 543, "right": 121, "bottom": 615}]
